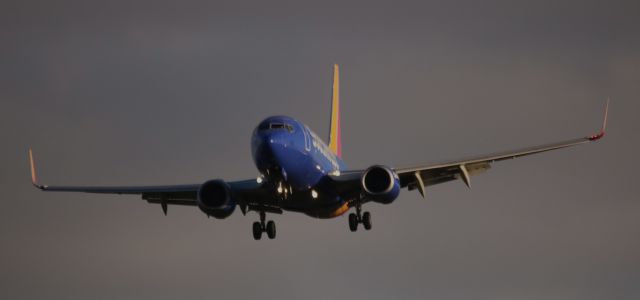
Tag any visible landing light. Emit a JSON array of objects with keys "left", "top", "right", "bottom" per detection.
[
  {"left": 311, "top": 190, "right": 318, "bottom": 199},
  {"left": 277, "top": 186, "right": 283, "bottom": 193},
  {"left": 256, "top": 176, "right": 263, "bottom": 184}
]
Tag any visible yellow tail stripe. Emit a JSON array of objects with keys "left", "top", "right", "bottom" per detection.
[{"left": 328, "top": 64, "right": 342, "bottom": 158}]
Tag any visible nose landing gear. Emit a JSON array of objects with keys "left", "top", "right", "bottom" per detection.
[
  {"left": 276, "top": 180, "right": 292, "bottom": 200},
  {"left": 348, "top": 203, "right": 372, "bottom": 232},
  {"left": 252, "top": 211, "right": 276, "bottom": 240}
]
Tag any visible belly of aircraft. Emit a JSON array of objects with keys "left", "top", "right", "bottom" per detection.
[{"left": 277, "top": 191, "right": 351, "bottom": 219}]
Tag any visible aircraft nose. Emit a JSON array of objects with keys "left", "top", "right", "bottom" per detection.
[
  {"left": 265, "top": 134, "right": 287, "bottom": 157},
  {"left": 252, "top": 131, "right": 288, "bottom": 172}
]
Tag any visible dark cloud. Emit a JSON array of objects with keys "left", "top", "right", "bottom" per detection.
[{"left": 1, "top": 0, "right": 639, "bottom": 299}]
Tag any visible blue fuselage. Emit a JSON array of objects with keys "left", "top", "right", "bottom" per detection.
[{"left": 251, "top": 116, "right": 350, "bottom": 218}]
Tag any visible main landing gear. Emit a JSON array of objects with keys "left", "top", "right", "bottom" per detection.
[
  {"left": 252, "top": 211, "right": 276, "bottom": 240},
  {"left": 348, "top": 204, "right": 371, "bottom": 232}
]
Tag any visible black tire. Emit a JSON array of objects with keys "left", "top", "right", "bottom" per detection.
[
  {"left": 252, "top": 222, "right": 262, "bottom": 240},
  {"left": 266, "top": 220, "right": 276, "bottom": 239},
  {"left": 348, "top": 213, "right": 358, "bottom": 232},
  {"left": 362, "top": 211, "right": 372, "bottom": 230}
]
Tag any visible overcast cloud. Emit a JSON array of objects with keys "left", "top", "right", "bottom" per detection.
[{"left": 1, "top": 1, "right": 639, "bottom": 299}]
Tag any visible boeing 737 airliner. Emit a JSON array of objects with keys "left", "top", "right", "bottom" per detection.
[{"left": 29, "top": 65, "right": 608, "bottom": 240}]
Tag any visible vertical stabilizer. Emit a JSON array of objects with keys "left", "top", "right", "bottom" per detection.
[{"left": 328, "top": 64, "right": 342, "bottom": 158}]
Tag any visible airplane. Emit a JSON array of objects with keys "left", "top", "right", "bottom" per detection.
[{"left": 29, "top": 64, "right": 609, "bottom": 240}]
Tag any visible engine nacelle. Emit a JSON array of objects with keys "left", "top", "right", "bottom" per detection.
[
  {"left": 197, "top": 179, "right": 236, "bottom": 219},
  {"left": 361, "top": 165, "right": 401, "bottom": 204}
]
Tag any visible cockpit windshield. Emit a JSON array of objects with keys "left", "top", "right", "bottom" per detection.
[{"left": 259, "top": 122, "right": 294, "bottom": 133}]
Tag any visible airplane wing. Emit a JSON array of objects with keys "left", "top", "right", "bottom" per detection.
[
  {"left": 28, "top": 149, "right": 271, "bottom": 215},
  {"left": 330, "top": 100, "right": 609, "bottom": 199},
  {"left": 395, "top": 100, "right": 609, "bottom": 197}
]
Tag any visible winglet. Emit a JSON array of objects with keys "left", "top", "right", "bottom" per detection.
[
  {"left": 588, "top": 98, "right": 609, "bottom": 141},
  {"left": 28, "top": 148, "right": 45, "bottom": 190}
]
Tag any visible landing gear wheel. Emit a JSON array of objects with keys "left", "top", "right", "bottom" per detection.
[
  {"left": 252, "top": 222, "right": 263, "bottom": 240},
  {"left": 348, "top": 213, "right": 358, "bottom": 232},
  {"left": 362, "top": 211, "right": 372, "bottom": 230},
  {"left": 266, "top": 220, "right": 276, "bottom": 239}
]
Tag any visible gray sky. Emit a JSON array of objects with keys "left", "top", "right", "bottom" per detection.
[{"left": 1, "top": 1, "right": 639, "bottom": 299}]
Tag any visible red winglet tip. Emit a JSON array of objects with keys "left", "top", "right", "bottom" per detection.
[{"left": 588, "top": 132, "right": 605, "bottom": 141}]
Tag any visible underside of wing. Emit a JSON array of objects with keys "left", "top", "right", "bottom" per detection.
[
  {"left": 28, "top": 149, "right": 276, "bottom": 215},
  {"left": 29, "top": 149, "right": 201, "bottom": 203}
]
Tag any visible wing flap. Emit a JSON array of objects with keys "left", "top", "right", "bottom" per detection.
[{"left": 38, "top": 184, "right": 201, "bottom": 194}]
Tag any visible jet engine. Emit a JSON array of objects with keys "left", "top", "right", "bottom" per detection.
[
  {"left": 361, "top": 165, "right": 401, "bottom": 204},
  {"left": 197, "top": 179, "right": 236, "bottom": 219}
]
